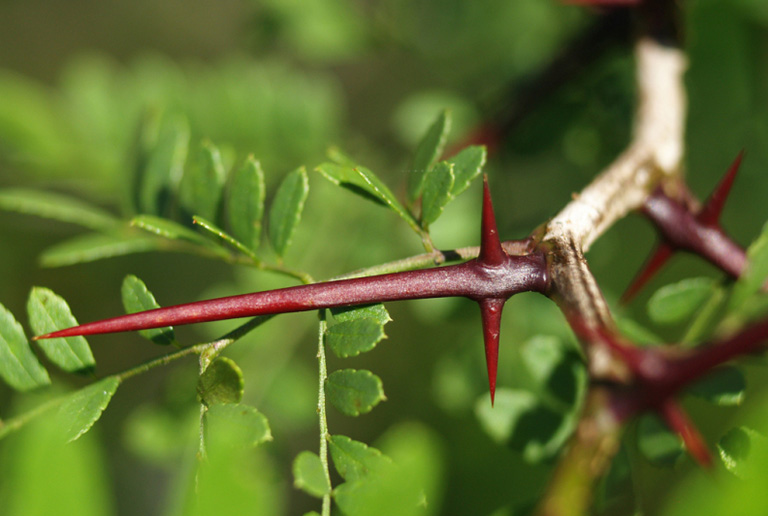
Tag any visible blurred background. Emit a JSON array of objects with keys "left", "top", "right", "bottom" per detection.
[{"left": 0, "top": 0, "right": 768, "bottom": 515}]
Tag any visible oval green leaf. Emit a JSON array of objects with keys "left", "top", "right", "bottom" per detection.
[
  {"left": 420, "top": 161, "right": 454, "bottom": 227},
  {"left": 268, "top": 167, "right": 309, "bottom": 257},
  {"left": 27, "top": 287, "right": 95, "bottom": 373},
  {"left": 121, "top": 275, "right": 176, "bottom": 345},
  {"left": 138, "top": 115, "right": 189, "bottom": 215},
  {"left": 179, "top": 141, "right": 226, "bottom": 221},
  {"left": 197, "top": 357, "right": 245, "bottom": 407},
  {"left": 448, "top": 145, "right": 486, "bottom": 197},
  {"left": 329, "top": 435, "right": 391, "bottom": 482},
  {"left": 227, "top": 156, "right": 265, "bottom": 252},
  {"left": 717, "top": 426, "right": 764, "bottom": 478},
  {"left": 292, "top": 451, "right": 330, "bottom": 498},
  {"left": 326, "top": 369, "right": 386, "bottom": 416},
  {"left": 647, "top": 277, "right": 717, "bottom": 325},
  {"left": 407, "top": 109, "right": 451, "bottom": 203},
  {"left": 326, "top": 318, "right": 386, "bottom": 358},
  {"left": 0, "top": 302, "right": 50, "bottom": 390},
  {"left": 205, "top": 403, "right": 272, "bottom": 448},
  {"left": 56, "top": 376, "right": 121, "bottom": 442},
  {"left": 331, "top": 303, "right": 391, "bottom": 326}
]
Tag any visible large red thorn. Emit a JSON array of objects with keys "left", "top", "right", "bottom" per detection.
[
  {"left": 479, "top": 175, "right": 506, "bottom": 267},
  {"left": 620, "top": 243, "right": 674, "bottom": 304},
  {"left": 659, "top": 399, "right": 712, "bottom": 467},
  {"left": 479, "top": 298, "right": 505, "bottom": 405}
]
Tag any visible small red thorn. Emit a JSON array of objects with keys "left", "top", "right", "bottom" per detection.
[
  {"left": 479, "top": 176, "right": 506, "bottom": 267},
  {"left": 660, "top": 399, "right": 712, "bottom": 468},
  {"left": 479, "top": 298, "right": 506, "bottom": 405},
  {"left": 620, "top": 243, "right": 674, "bottom": 304},
  {"left": 698, "top": 151, "right": 744, "bottom": 226}
]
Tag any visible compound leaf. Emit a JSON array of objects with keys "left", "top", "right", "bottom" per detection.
[
  {"left": 27, "top": 287, "right": 94, "bottom": 373},
  {"left": 268, "top": 167, "right": 309, "bottom": 257},
  {"left": 121, "top": 275, "right": 175, "bottom": 345},
  {"left": 0, "top": 302, "right": 50, "bottom": 390}
]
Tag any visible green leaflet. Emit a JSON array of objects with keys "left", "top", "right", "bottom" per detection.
[
  {"left": 192, "top": 215, "right": 257, "bottom": 260},
  {"left": 227, "top": 156, "right": 265, "bottom": 252},
  {"left": 688, "top": 365, "right": 746, "bottom": 406},
  {"left": 121, "top": 275, "right": 176, "bottom": 345},
  {"left": 56, "top": 376, "right": 121, "bottom": 442},
  {"left": 197, "top": 357, "right": 245, "bottom": 406},
  {"left": 316, "top": 162, "right": 420, "bottom": 231},
  {"left": 637, "top": 413, "right": 683, "bottom": 466},
  {"left": 268, "top": 167, "right": 309, "bottom": 257},
  {"left": 407, "top": 109, "right": 451, "bottom": 203},
  {"left": 179, "top": 141, "right": 226, "bottom": 221},
  {"left": 0, "top": 302, "right": 50, "bottom": 390},
  {"left": 331, "top": 304, "right": 391, "bottom": 326},
  {"left": 448, "top": 145, "right": 486, "bottom": 197},
  {"left": 0, "top": 188, "right": 118, "bottom": 230},
  {"left": 729, "top": 220, "right": 768, "bottom": 313},
  {"left": 718, "top": 426, "right": 764, "bottom": 478},
  {"left": 326, "top": 369, "right": 386, "bottom": 417},
  {"left": 326, "top": 318, "right": 386, "bottom": 358},
  {"left": 420, "top": 161, "right": 455, "bottom": 227},
  {"left": 130, "top": 214, "right": 229, "bottom": 259},
  {"left": 205, "top": 403, "right": 272, "bottom": 448},
  {"left": 27, "top": 287, "right": 95, "bottom": 373},
  {"left": 39, "top": 232, "right": 162, "bottom": 267},
  {"left": 138, "top": 114, "right": 189, "bottom": 216},
  {"left": 329, "top": 435, "right": 391, "bottom": 482},
  {"left": 292, "top": 451, "right": 331, "bottom": 498},
  {"left": 647, "top": 277, "right": 717, "bottom": 325}
]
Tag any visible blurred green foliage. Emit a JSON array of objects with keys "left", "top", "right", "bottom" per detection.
[{"left": 0, "top": 1, "right": 767, "bottom": 516}]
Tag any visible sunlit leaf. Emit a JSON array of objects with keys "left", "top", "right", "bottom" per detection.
[
  {"left": 407, "top": 109, "right": 451, "bottom": 203},
  {"left": 192, "top": 215, "right": 254, "bottom": 259},
  {"left": 647, "top": 277, "right": 717, "bottom": 325},
  {"left": 0, "top": 188, "right": 118, "bottom": 230},
  {"left": 227, "top": 156, "right": 265, "bottom": 252},
  {"left": 292, "top": 451, "right": 330, "bottom": 498},
  {"left": 316, "top": 162, "right": 419, "bottom": 230},
  {"left": 420, "top": 161, "right": 454, "bottom": 227},
  {"left": 448, "top": 145, "right": 486, "bottom": 197},
  {"left": 121, "top": 274, "right": 175, "bottom": 345},
  {"left": 56, "top": 376, "right": 121, "bottom": 442},
  {"left": 0, "top": 302, "right": 50, "bottom": 390},
  {"left": 197, "top": 357, "right": 244, "bottom": 406},
  {"left": 39, "top": 232, "right": 163, "bottom": 267},
  {"left": 718, "top": 426, "right": 764, "bottom": 478},
  {"left": 326, "top": 369, "right": 385, "bottom": 416},
  {"left": 27, "top": 287, "right": 95, "bottom": 373},
  {"left": 268, "top": 167, "right": 309, "bottom": 257}
]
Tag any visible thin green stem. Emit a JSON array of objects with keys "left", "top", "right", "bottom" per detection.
[{"left": 317, "top": 311, "right": 332, "bottom": 516}]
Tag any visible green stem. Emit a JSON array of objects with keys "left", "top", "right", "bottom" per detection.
[{"left": 317, "top": 311, "right": 332, "bottom": 516}]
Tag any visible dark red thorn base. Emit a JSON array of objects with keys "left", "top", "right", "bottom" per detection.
[
  {"left": 35, "top": 178, "right": 550, "bottom": 403},
  {"left": 622, "top": 153, "right": 747, "bottom": 303},
  {"left": 659, "top": 399, "right": 712, "bottom": 468}
]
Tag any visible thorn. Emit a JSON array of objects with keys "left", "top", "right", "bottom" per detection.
[
  {"left": 698, "top": 151, "right": 744, "bottom": 226},
  {"left": 620, "top": 243, "right": 674, "bottom": 304},
  {"left": 659, "top": 399, "right": 712, "bottom": 468},
  {"left": 479, "top": 298, "right": 506, "bottom": 405},
  {"left": 479, "top": 175, "right": 506, "bottom": 267}
]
